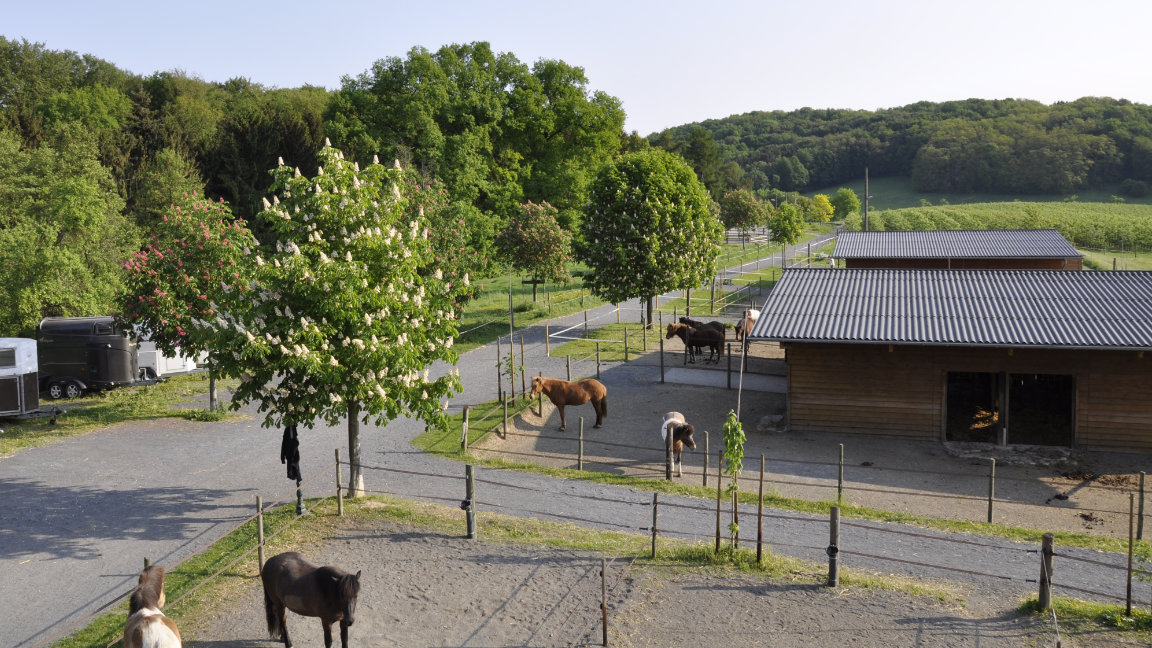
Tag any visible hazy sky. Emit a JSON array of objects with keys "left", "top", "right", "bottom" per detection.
[{"left": 6, "top": 0, "right": 1151, "bottom": 135}]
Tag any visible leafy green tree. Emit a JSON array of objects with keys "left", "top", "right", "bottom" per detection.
[
  {"left": 130, "top": 147, "right": 207, "bottom": 229},
  {"left": 719, "top": 188, "right": 769, "bottom": 232},
  {"left": 581, "top": 149, "right": 723, "bottom": 323},
  {"left": 830, "top": 187, "right": 861, "bottom": 219},
  {"left": 722, "top": 410, "right": 745, "bottom": 547},
  {"left": 117, "top": 192, "right": 256, "bottom": 409},
  {"left": 770, "top": 203, "right": 805, "bottom": 246},
  {"left": 0, "top": 126, "right": 137, "bottom": 336},
  {"left": 212, "top": 143, "right": 468, "bottom": 496},
  {"left": 808, "top": 194, "right": 834, "bottom": 222},
  {"left": 494, "top": 201, "right": 573, "bottom": 295}
]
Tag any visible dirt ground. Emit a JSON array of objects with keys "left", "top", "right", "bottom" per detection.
[
  {"left": 184, "top": 515, "right": 1142, "bottom": 648},
  {"left": 478, "top": 347, "right": 1150, "bottom": 541}
]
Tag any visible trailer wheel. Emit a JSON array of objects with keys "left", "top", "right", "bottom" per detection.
[
  {"left": 141, "top": 367, "right": 157, "bottom": 381},
  {"left": 47, "top": 382, "right": 65, "bottom": 400},
  {"left": 63, "top": 380, "right": 84, "bottom": 399}
]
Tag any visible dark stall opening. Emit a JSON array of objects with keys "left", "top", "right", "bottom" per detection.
[
  {"left": 946, "top": 372, "right": 998, "bottom": 443},
  {"left": 1008, "top": 373, "right": 1075, "bottom": 446}
]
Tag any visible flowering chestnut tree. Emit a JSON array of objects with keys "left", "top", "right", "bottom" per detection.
[
  {"left": 582, "top": 149, "right": 723, "bottom": 323},
  {"left": 117, "top": 193, "right": 258, "bottom": 410},
  {"left": 494, "top": 201, "right": 572, "bottom": 291},
  {"left": 213, "top": 142, "right": 467, "bottom": 496}
]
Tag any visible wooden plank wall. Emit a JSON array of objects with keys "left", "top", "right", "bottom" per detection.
[{"left": 784, "top": 343, "right": 1152, "bottom": 451}]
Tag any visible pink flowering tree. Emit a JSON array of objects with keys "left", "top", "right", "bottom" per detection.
[
  {"left": 494, "top": 201, "right": 572, "bottom": 299},
  {"left": 212, "top": 142, "right": 468, "bottom": 496},
  {"left": 117, "top": 193, "right": 258, "bottom": 410}
]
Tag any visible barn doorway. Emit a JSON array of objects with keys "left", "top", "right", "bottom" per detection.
[
  {"left": 946, "top": 372, "right": 998, "bottom": 442},
  {"left": 1008, "top": 373, "right": 1075, "bottom": 446},
  {"left": 946, "top": 371, "right": 1074, "bottom": 446}
]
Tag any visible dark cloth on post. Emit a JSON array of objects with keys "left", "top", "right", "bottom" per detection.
[{"left": 280, "top": 423, "right": 301, "bottom": 481}]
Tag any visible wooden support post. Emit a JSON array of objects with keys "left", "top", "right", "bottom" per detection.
[
  {"left": 596, "top": 342, "right": 601, "bottom": 380},
  {"left": 335, "top": 448, "right": 344, "bottom": 517},
  {"left": 502, "top": 397, "right": 508, "bottom": 438},
  {"left": 624, "top": 328, "right": 630, "bottom": 362},
  {"left": 495, "top": 338, "right": 502, "bottom": 401},
  {"left": 465, "top": 465, "right": 476, "bottom": 539},
  {"left": 567, "top": 354, "right": 572, "bottom": 381},
  {"left": 642, "top": 324, "right": 647, "bottom": 352},
  {"left": 461, "top": 406, "right": 470, "bottom": 452},
  {"left": 520, "top": 335, "right": 526, "bottom": 397},
  {"left": 1038, "top": 533, "right": 1054, "bottom": 611},
  {"left": 584, "top": 309, "right": 588, "bottom": 335},
  {"left": 616, "top": 304, "right": 620, "bottom": 324},
  {"left": 988, "top": 458, "right": 996, "bottom": 524},
  {"left": 536, "top": 373, "right": 543, "bottom": 417},
  {"left": 703, "top": 430, "right": 709, "bottom": 488},
  {"left": 727, "top": 342, "right": 732, "bottom": 389},
  {"left": 837, "top": 443, "right": 844, "bottom": 502},
  {"left": 1129, "top": 493, "right": 1135, "bottom": 615},
  {"left": 545, "top": 323, "right": 550, "bottom": 357},
  {"left": 715, "top": 450, "right": 723, "bottom": 553},
  {"left": 601, "top": 557, "right": 609, "bottom": 646},
  {"left": 665, "top": 419, "right": 673, "bottom": 480},
  {"left": 659, "top": 335, "right": 665, "bottom": 383},
  {"left": 651, "top": 493, "right": 659, "bottom": 559},
  {"left": 578, "top": 418, "right": 585, "bottom": 471},
  {"left": 710, "top": 279, "right": 716, "bottom": 315},
  {"left": 827, "top": 506, "right": 840, "bottom": 587},
  {"left": 257, "top": 496, "right": 265, "bottom": 570},
  {"left": 1140, "top": 471, "right": 1146, "bottom": 541},
  {"left": 757, "top": 454, "right": 765, "bottom": 564}
]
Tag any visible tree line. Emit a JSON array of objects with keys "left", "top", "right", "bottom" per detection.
[{"left": 652, "top": 97, "right": 1152, "bottom": 197}]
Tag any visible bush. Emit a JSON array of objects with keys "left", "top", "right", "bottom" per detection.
[{"left": 1121, "top": 179, "right": 1149, "bottom": 198}]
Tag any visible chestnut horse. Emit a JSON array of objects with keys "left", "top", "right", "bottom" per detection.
[
  {"left": 661, "top": 412, "right": 697, "bottom": 477},
  {"left": 124, "top": 565, "right": 181, "bottom": 648},
  {"left": 262, "top": 551, "right": 361, "bottom": 648},
  {"left": 530, "top": 376, "right": 607, "bottom": 430},
  {"left": 665, "top": 323, "right": 724, "bottom": 364}
]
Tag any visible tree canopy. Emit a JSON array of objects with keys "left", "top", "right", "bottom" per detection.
[{"left": 581, "top": 149, "right": 723, "bottom": 322}]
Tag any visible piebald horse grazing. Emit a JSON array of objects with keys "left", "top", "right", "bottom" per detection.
[
  {"left": 529, "top": 376, "right": 607, "bottom": 430},
  {"left": 124, "top": 565, "right": 181, "bottom": 648},
  {"left": 661, "top": 412, "right": 697, "bottom": 477},
  {"left": 263, "top": 551, "right": 361, "bottom": 648}
]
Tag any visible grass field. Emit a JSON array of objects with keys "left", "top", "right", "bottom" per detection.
[{"left": 810, "top": 175, "right": 1152, "bottom": 210}]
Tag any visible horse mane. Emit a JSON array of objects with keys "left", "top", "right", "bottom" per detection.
[
  {"left": 129, "top": 565, "right": 166, "bottom": 615},
  {"left": 338, "top": 571, "right": 361, "bottom": 600}
]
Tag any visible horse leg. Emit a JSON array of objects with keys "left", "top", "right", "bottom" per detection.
[
  {"left": 593, "top": 400, "right": 603, "bottom": 428},
  {"left": 341, "top": 620, "right": 350, "bottom": 648},
  {"left": 322, "top": 620, "right": 333, "bottom": 648},
  {"left": 280, "top": 608, "right": 292, "bottom": 648},
  {"left": 558, "top": 404, "right": 566, "bottom": 431}
]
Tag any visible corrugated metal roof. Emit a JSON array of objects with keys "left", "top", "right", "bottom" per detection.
[
  {"left": 832, "top": 229, "right": 1083, "bottom": 259},
  {"left": 748, "top": 268, "right": 1152, "bottom": 350}
]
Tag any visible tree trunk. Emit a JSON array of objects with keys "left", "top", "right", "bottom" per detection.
[
  {"left": 347, "top": 400, "right": 365, "bottom": 497},
  {"left": 208, "top": 359, "right": 218, "bottom": 412},
  {"left": 645, "top": 295, "right": 654, "bottom": 328}
]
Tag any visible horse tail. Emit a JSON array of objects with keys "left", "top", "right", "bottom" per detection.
[
  {"left": 601, "top": 396, "right": 607, "bottom": 418},
  {"left": 264, "top": 587, "right": 281, "bottom": 639}
]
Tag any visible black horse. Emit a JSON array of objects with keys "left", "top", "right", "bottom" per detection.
[
  {"left": 665, "top": 323, "right": 724, "bottom": 364},
  {"left": 262, "top": 551, "right": 361, "bottom": 648}
]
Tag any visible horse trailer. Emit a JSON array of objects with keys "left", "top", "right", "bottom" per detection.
[
  {"left": 0, "top": 338, "right": 40, "bottom": 416},
  {"left": 36, "top": 316, "right": 139, "bottom": 399}
]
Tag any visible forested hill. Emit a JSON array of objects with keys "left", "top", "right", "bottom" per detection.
[{"left": 650, "top": 98, "right": 1152, "bottom": 198}]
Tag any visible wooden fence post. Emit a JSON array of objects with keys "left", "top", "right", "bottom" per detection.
[
  {"left": 727, "top": 342, "right": 732, "bottom": 389},
  {"left": 579, "top": 417, "right": 585, "bottom": 471},
  {"left": 715, "top": 450, "right": 723, "bottom": 553},
  {"left": 567, "top": 354, "right": 572, "bottom": 381},
  {"left": 703, "top": 430, "right": 709, "bottom": 488},
  {"left": 464, "top": 465, "right": 476, "bottom": 539},
  {"left": 596, "top": 342, "right": 601, "bottom": 380},
  {"left": 545, "top": 323, "right": 550, "bottom": 357},
  {"left": 827, "top": 506, "right": 840, "bottom": 587},
  {"left": 461, "top": 406, "right": 470, "bottom": 452},
  {"left": 335, "top": 448, "right": 344, "bottom": 517},
  {"left": 651, "top": 493, "right": 659, "bottom": 559},
  {"left": 1140, "top": 471, "right": 1146, "bottom": 541},
  {"left": 601, "top": 557, "right": 609, "bottom": 646},
  {"left": 1039, "top": 533, "right": 1054, "bottom": 610},
  {"left": 665, "top": 420, "right": 673, "bottom": 480},
  {"left": 988, "top": 458, "right": 996, "bottom": 524},
  {"left": 838, "top": 443, "right": 845, "bottom": 502},
  {"left": 659, "top": 335, "right": 665, "bottom": 383},
  {"left": 757, "top": 454, "right": 765, "bottom": 564},
  {"left": 502, "top": 398, "right": 508, "bottom": 438},
  {"left": 520, "top": 335, "right": 526, "bottom": 397},
  {"left": 1128, "top": 493, "right": 1135, "bottom": 615},
  {"left": 495, "top": 338, "right": 502, "bottom": 401},
  {"left": 257, "top": 496, "right": 265, "bottom": 570},
  {"left": 624, "top": 328, "right": 630, "bottom": 362}
]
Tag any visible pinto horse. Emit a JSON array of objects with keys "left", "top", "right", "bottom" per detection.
[
  {"left": 734, "top": 308, "right": 760, "bottom": 348},
  {"left": 530, "top": 376, "right": 607, "bottom": 430},
  {"left": 124, "top": 565, "right": 181, "bottom": 648},
  {"left": 665, "top": 323, "right": 724, "bottom": 364},
  {"left": 661, "top": 412, "right": 697, "bottom": 477},
  {"left": 262, "top": 551, "right": 361, "bottom": 648}
]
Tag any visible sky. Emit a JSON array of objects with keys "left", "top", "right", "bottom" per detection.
[{"left": 6, "top": 0, "right": 1152, "bottom": 136}]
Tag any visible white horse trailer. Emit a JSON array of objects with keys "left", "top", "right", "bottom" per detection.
[
  {"left": 0, "top": 338, "right": 40, "bottom": 417},
  {"left": 137, "top": 340, "right": 201, "bottom": 380}
]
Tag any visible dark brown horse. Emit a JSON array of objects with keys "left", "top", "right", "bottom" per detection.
[
  {"left": 666, "top": 323, "right": 724, "bottom": 364},
  {"left": 124, "top": 565, "right": 181, "bottom": 648},
  {"left": 678, "top": 316, "right": 725, "bottom": 336},
  {"left": 661, "top": 412, "right": 697, "bottom": 477},
  {"left": 262, "top": 551, "right": 361, "bottom": 648},
  {"left": 530, "top": 376, "right": 607, "bottom": 430}
]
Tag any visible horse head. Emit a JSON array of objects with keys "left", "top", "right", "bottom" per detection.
[
  {"left": 675, "top": 423, "right": 696, "bottom": 450},
  {"left": 665, "top": 323, "right": 683, "bottom": 339},
  {"left": 529, "top": 376, "right": 544, "bottom": 399},
  {"left": 335, "top": 570, "right": 361, "bottom": 626}
]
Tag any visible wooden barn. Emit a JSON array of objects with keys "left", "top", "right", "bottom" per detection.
[
  {"left": 833, "top": 229, "right": 1083, "bottom": 270},
  {"left": 747, "top": 268, "right": 1152, "bottom": 452}
]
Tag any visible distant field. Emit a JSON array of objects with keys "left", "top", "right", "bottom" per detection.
[{"left": 810, "top": 175, "right": 1152, "bottom": 210}]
